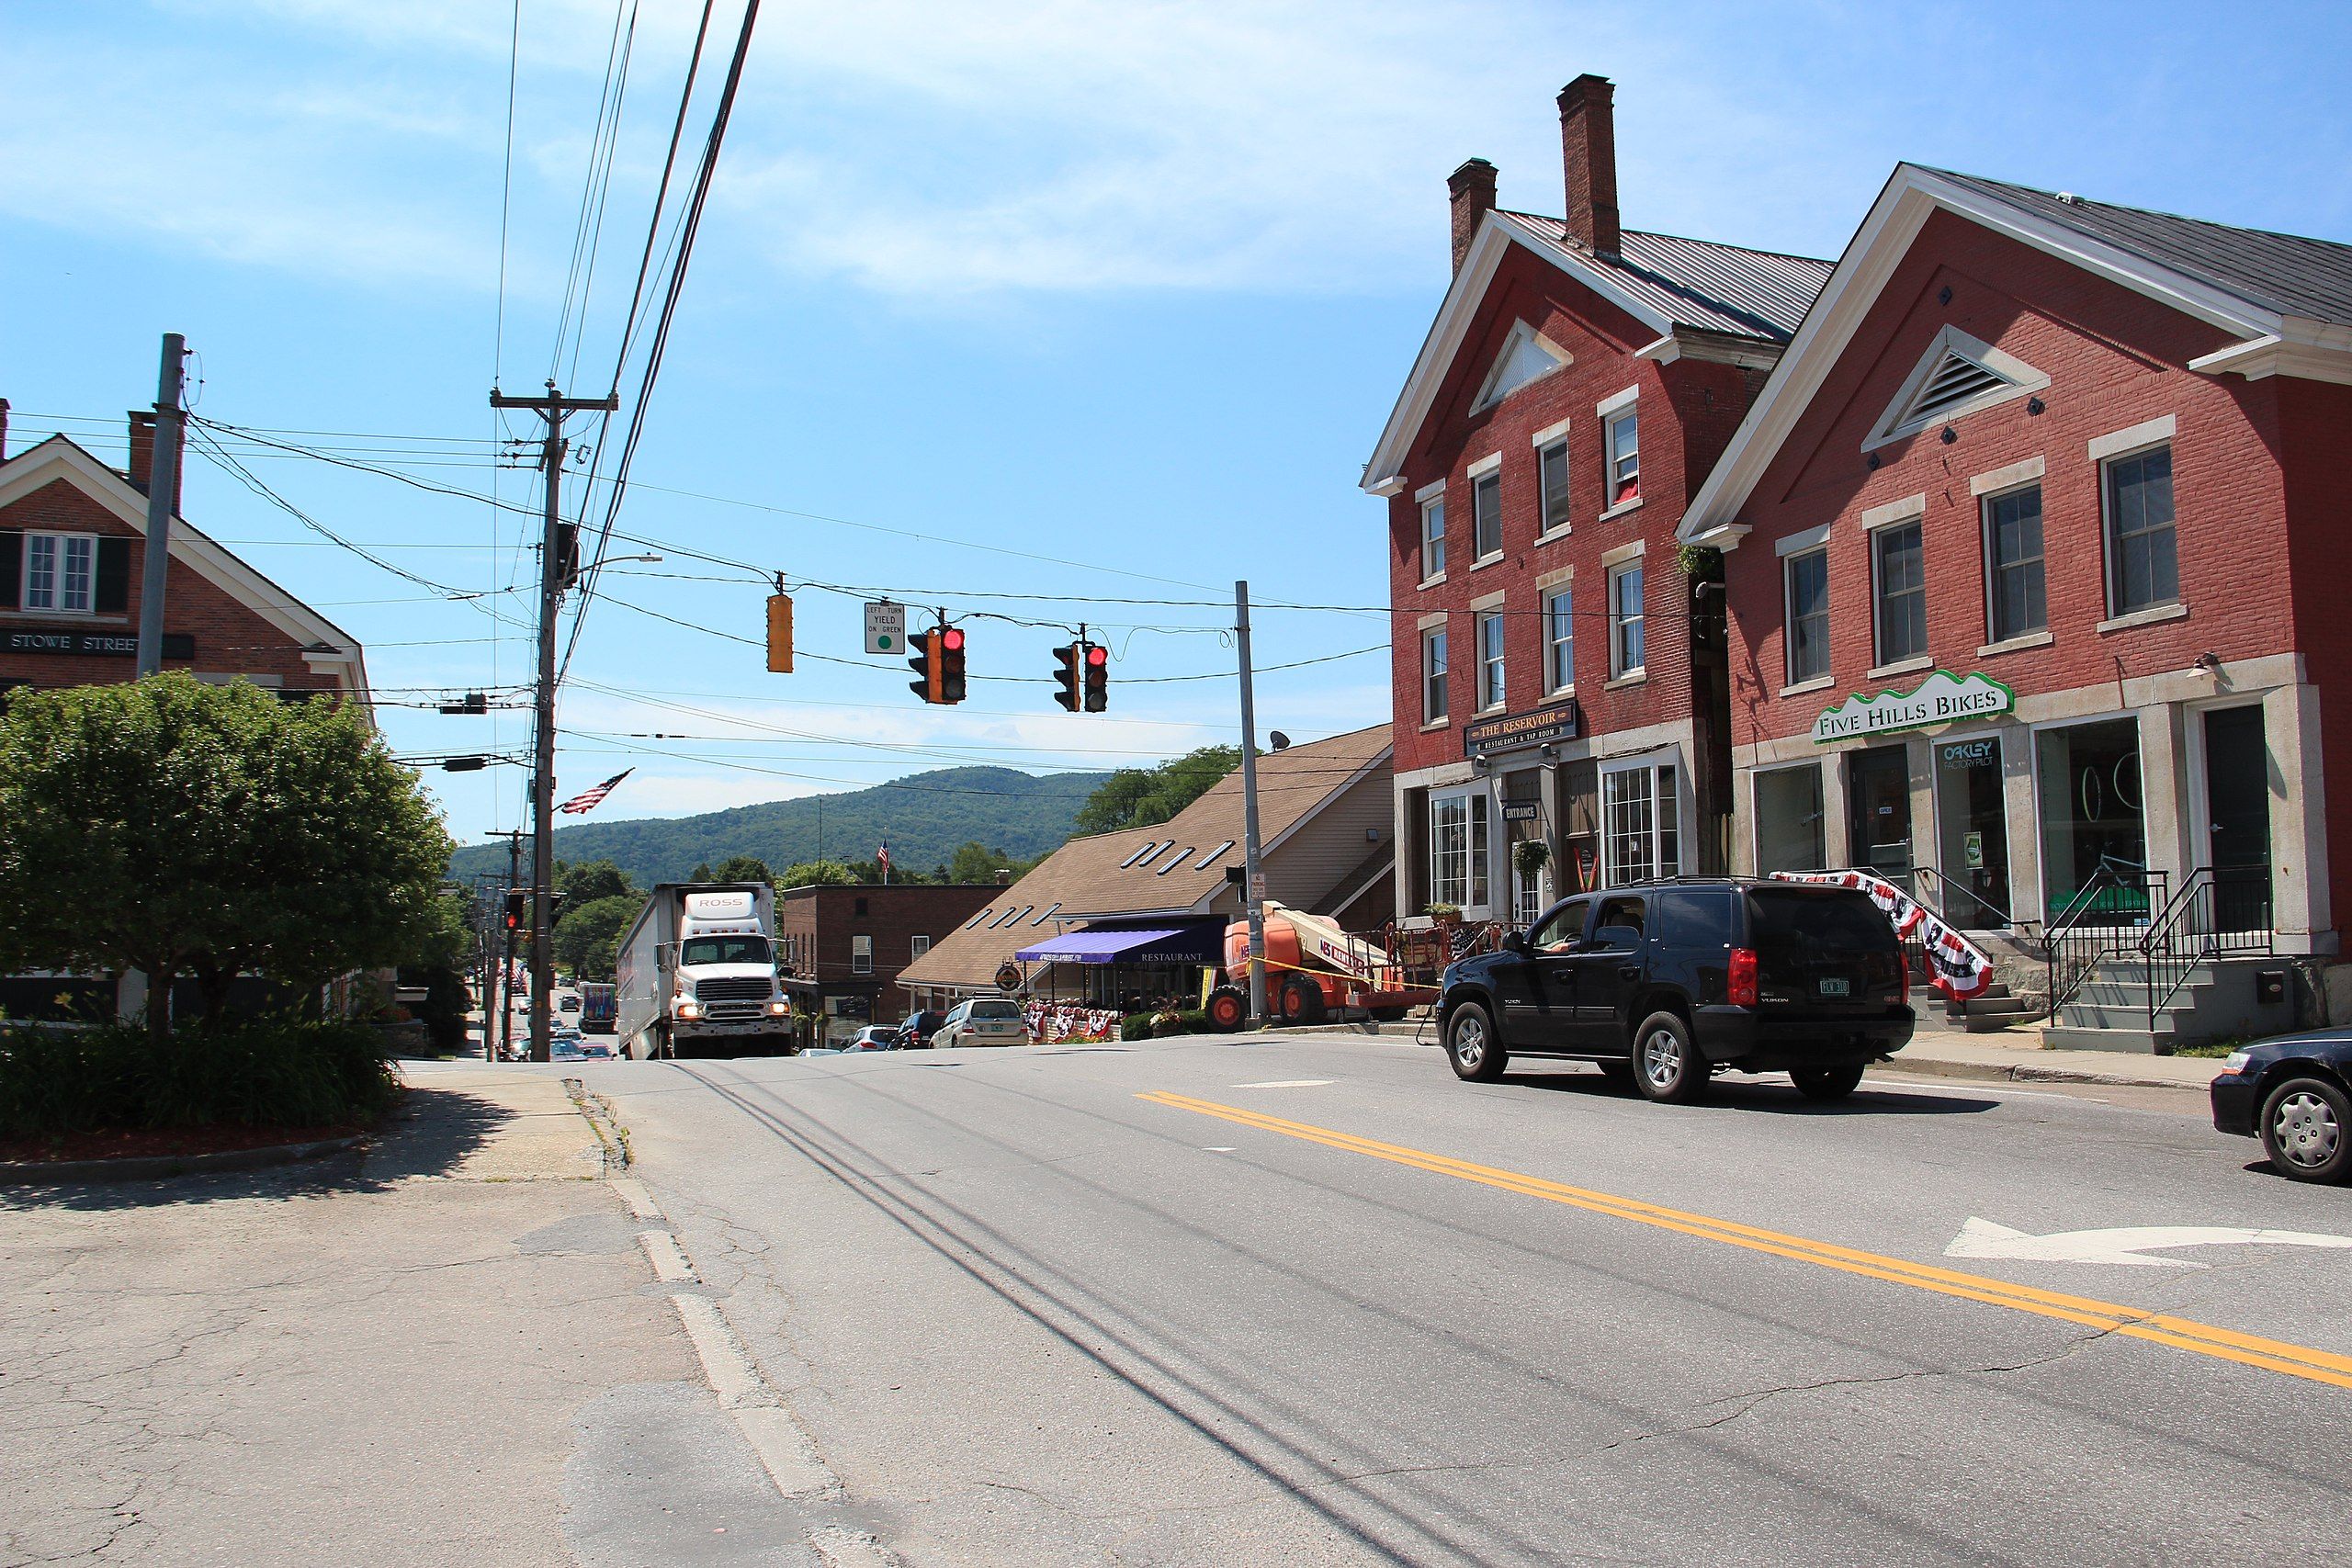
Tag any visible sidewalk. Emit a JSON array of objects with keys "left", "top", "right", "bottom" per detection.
[{"left": 0, "top": 1063, "right": 734, "bottom": 1567}]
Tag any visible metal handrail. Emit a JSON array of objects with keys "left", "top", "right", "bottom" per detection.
[
  {"left": 2139, "top": 865, "right": 2275, "bottom": 1033},
  {"left": 1905, "top": 865, "right": 2012, "bottom": 932},
  {"left": 2041, "top": 864, "right": 2165, "bottom": 1019}
]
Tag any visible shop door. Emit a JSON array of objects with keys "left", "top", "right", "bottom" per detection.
[
  {"left": 1846, "top": 747, "right": 1913, "bottom": 881},
  {"left": 2202, "top": 705, "right": 2273, "bottom": 932},
  {"left": 1934, "top": 736, "right": 2011, "bottom": 926}
]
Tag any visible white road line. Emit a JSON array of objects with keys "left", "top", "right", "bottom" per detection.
[
  {"left": 1203, "top": 1146, "right": 1238, "bottom": 1153},
  {"left": 1232, "top": 1079, "right": 1334, "bottom": 1089}
]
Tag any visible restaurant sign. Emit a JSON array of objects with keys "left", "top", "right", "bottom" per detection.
[
  {"left": 1814, "top": 670, "right": 2012, "bottom": 744},
  {"left": 1463, "top": 700, "right": 1581, "bottom": 759},
  {"left": 4, "top": 626, "right": 194, "bottom": 660}
]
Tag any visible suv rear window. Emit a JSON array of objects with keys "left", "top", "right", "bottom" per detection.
[
  {"left": 1746, "top": 888, "right": 1897, "bottom": 959},
  {"left": 969, "top": 1001, "right": 1022, "bottom": 1020}
]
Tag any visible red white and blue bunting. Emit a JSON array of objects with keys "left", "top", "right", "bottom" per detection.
[{"left": 1768, "top": 869, "right": 1996, "bottom": 1003}]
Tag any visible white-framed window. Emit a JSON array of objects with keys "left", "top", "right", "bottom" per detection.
[
  {"left": 1601, "top": 762, "right": 1679, "bottom": 885},
  {"left": 1784, "top": 547, "right": 1829, "bottom": 683},
  {"left": 1543, "top": 585, "right": 1574, "bottom": 694},
  {"left": 1422, "top": 625, "right": 1449, "bottom": 723},
  {"left": 852, "top": 934, "right": 874, "bottom": 975},
  {"left": 1419, "top": 494, "right": 1446, "bottom": 581},
  {"left": 1476, "top": 608, "right": 1506, "bottom": 712},
  {"left": 910, "top": 934, "right": 931, "bottom": 960},
  {"left": 1539, "top": 438, "right": 1572, "bottom": 535},
  {"left": 1983, "top": 484, "right": 2046, "bottom": 640},
  {"left": 21, "top": 532, "right": 96, "bottom": 615},
  {"left": 1605, "top": 409, "right": 1639, "bottom": 505},
  {"left": 1608, "top": 561, "right": 1644, "bottom": 676},
  {"left": 1473, "top": 471, "right": 1502, "bottom": 559},
  {"left": 1428, "top": 790, "right": 1491, "bottom": 911},
  {"left": 1872, "top": 521, "right": 1927, "bottom": 665},
  {"left": 2103, "top": 445, "right": 2177, "bottom": 615}
]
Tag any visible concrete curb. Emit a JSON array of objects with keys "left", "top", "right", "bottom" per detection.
[
  {"left": 1887, "top": 1054, "right": 2214, "bottom": 1093},
  {"left": 0, "top": 1132, "right": 366, "bottom": 1185}
]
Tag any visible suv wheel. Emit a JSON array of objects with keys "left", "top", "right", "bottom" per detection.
[
  {"left": 1631, "top": 1010, "right": 1706, "bottom": 1104},
  {"left": 2260, "top": 1076, "right": 2352, "bottom": 1183},
  {"left": 1444, "top": 1001, "right": 1507, "bottom": 1083},
  {"left": 1792, "top": 1063, "right": 1867, "bottom": 1103}
]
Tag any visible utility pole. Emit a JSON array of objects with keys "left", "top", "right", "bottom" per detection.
[
  {"left": 492, "top": 830, "right": 526, "bottom": 1063},
  {"left": 135, "top": 333, "right": 187, "bottom": 677},
  {"left": 486, "top": 382, "right": 616, "bottom": 1065},
  {"left": 1235, "top": 581, "right": 1269, "bottom": 1027}
]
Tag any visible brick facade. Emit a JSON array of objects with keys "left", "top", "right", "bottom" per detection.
[{"left": 775, "top": 884, "right": 998, "bottom": 1030}]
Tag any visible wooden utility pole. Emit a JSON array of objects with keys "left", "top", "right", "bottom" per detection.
[{"left": 134, "top": 333, "right": 187, "bottom": 677}]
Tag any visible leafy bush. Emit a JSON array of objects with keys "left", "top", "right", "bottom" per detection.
[
  {"left": 1119, "top": 1013, "right": 1153, "bottom": 1042},
  {"left": 1148, "top": 1009, "right": 1211, "bottom": 1039},
  {"left": 0, "top": 1018, "right": 401, "bottom": 1137}
]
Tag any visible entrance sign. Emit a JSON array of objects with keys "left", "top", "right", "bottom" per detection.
[
  {"left": 1813, "top": 670, "right": 2012, "bottom": 744},
  {"left": 864, "top": 600, "right": 907, "bottom": 655},
  {"left": 1464, "top": 700, "right": 1581, "bottom": 759}
]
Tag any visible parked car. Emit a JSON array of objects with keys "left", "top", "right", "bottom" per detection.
[
  {"left": 1437, "top": 878, "right": 1915, "bottom": 1103},
  {"left": 844, "top": 1026, "right": 899, "bottom": 1052},
  {"left": 898, "top": 1010, "right": 947, "bottom": 1050},
  {"left": 552, "top": 1037, "right": 585, "bottom": 1062},
  {"left": 933, "top": 998, "right": 1027, "bottom": 1048},
  {"left": 2211, "top": 1029, "right": 2352, "bottom": 1183},
  {"left": 576, "top": 1039, "right": 616, "bottom": 1060}
]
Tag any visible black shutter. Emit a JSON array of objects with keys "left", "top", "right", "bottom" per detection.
[
  {"left": 94, "top": 536, "right": 130, "bottom": 614},
  {"left": 0, "top": 531, "right": 18, "bottom": 611}
]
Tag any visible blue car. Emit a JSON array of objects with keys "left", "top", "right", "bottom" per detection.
[{"left": 2211, "top": 1027, "right": 2352, "bottom": 1183}]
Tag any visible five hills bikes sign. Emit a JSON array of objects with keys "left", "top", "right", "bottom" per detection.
[{"left": 1812, "top": 670, "right": 2013, "bottom": 744}]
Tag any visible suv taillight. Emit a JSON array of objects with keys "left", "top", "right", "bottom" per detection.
[{"left": 1727, "top": 947, "right": 1758, "bottom": 1008}]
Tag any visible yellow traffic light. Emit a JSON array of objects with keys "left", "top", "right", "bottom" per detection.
[{"left": 766, "top": 592, "right": 794, "bottom": 673}]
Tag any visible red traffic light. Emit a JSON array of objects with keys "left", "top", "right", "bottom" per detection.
[
  {"left": 942, "top": 626, "right": 965, "bottom": 651},
  {"left": 1085, "top": 645, "right": 1107, "bottom": 667}
]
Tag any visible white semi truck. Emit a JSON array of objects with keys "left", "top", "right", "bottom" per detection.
[{"left": 616, "top": 883, "right": 796, "bottom": 1059}]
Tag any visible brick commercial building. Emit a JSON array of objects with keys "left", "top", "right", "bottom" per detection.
[
  {"left": 1679, "top": 166, "right": 2352, "bottom": 1043},
  {"left": 1361, "top": 77, "right": 1830, "bottom": 927},
  {"left": 0, "top": 412, "right": 368, "bottom": 705},
  {"left": 774, "top": 882, "right": 997, "bottom": 1043}
]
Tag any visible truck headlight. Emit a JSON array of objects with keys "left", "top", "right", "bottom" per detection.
[
  {"left": 2222, "top": 1050, "right": 2251, "bottom": 1076},
  {"left": 767, "top": 999, "right": 788, "bottom": 1016},
  {"left": 675, "top": 999, "right": 701, "bottom": 1021}
]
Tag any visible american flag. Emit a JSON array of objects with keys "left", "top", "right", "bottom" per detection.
[
  {"left": 558, "top": 769, "right": 633, "bottom": 815},
  {"left": 876, "top": 839, "right": 892, "bottom": 881}
]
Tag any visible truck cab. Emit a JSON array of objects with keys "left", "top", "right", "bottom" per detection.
[{"left": 618, "top": 885, "right": 796, "bottom": 1059}]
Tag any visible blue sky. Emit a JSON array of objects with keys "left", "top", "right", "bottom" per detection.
[{"left": 6, "top": 0, "right": 2349, "bottom": 851}]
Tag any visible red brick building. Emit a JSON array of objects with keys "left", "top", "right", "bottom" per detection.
[
  {"left": 1362, "top": 77, "right": 1829, "bottom": 925},
  {"left": 0, "top": 412, "right": 369, "bottom": 705},
  {"left": 775, "top": 882, "right": 998, "bottom": 1041},
  {"left": 1679, "top": 167, "right": 2352, "bottom": 1042}
]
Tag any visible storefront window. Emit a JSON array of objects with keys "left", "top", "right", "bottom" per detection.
[
  {"left": 1754, "top": 764, "right": 1826, "bottom": 874},
  {"left": 1430, "top": 792, "right": 1491, "bottom": 912},
  {"left": 1934, "top": 735, "right": 2010, "bottom": 926},
  {"left": 2036, "top": 718, "right": 2147, "bottom": 920},
  {"left": 1602, "top": 764, "right": 1679, "bottom": 885}
]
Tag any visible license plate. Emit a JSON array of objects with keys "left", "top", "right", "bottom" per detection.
[{"left": 1818, "top": 976, "right": 1851, "bottom": 998}]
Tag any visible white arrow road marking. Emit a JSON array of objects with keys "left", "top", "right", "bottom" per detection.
[
  {"left": 1232, "top": 1079, "right": 1332, "bottom": 1089},
  {"left": 1946, "top": 1216, "right": 2352, "bottom": 1269}
]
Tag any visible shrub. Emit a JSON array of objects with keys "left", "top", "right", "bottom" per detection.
[
  {"left": 1119, "top": 1013, "right": 1153, "bottom": 1042},
  {"left": 1148, "top": 1009, "right": 1211, "bottom": 1039},
  {"left": 0, "top": 1018, "right": 401, "bottom": 1138}
]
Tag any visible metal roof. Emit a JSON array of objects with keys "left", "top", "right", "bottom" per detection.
[
  {"left": 1497, "top": 211, "right": 1833, "bottom": 342},
  {"left": 1927, "top": 169, "right": 2352, "bottom": 326}
]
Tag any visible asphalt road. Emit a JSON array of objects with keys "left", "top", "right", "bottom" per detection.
[{"left": 583, "top": 1035, "right": 2352, "bottom": 1566}]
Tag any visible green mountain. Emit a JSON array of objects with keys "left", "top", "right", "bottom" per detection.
[{"left": 447, "top": 765, "right": 1110, "bottom": 888}]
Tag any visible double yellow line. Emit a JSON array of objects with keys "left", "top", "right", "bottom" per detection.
[{"left": 1138, "top": 1090, "right": 2352, "bottom": 1393}]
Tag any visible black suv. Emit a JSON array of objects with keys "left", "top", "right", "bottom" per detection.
[{"left": 1437, "top": 878, "right": 1915, "bottom": 1103}]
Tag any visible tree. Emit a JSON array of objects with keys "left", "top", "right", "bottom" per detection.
[
  {"left": 552, "top": 894, "right": 642, "bottom": 981},
  {"left": 706, "top": 854, "right": 775, "bottom": 886},
  {"left": 0, "top": 674, "right": 454, "bottom": 1041},
  {"left": 775, "top": 859, "right": 854, "bottom": 887},
  {"left": 942, "top": 841, "right": 1040, "bottom": 885},
  {"left": 1071, "top": 745, "right": 1238, "bottom": 835},
  {"left": 557, "top": 857, "right": 636, "bottom": 905}
]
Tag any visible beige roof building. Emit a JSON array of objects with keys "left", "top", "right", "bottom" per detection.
[{"left": 899, "top": 724, "right": 1394, "bottom": 1005}]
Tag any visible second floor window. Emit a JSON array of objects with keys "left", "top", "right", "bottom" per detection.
[
  {"left": 1477, "top": 609, "right": 1505, "bottom": 711},
  {"left": 1984, "top": 485, "right": 2047, "bottom": 640},
  {"left": 1473, "top": 471, "right": 1502, "bottom": 559},
  {"left": 1544, "top": 586, "right": 1574, "bottom": 694},
  {"left": 852, "top": 934, "right": 874, "bottom": 975},
  {"left": 2104, "top": 446, "right": 2177, "bottom": 615},
  {"left": 1539, "top": 438, "right": 1572, "bottom": 534},
  {"left": 1419, "top": 496, "right": 1445, "bottom": 581},
  {"left": 1872, "top": 522, "right": 1927, "bottom": 666},
  {"left": 1609, "top": 562, "right": 1645, "bottom": 677},
  {"left": 1605, "top": 409, "right": 1639, "bottom": 505},
  {"left": 1785, "top": 547, "right": 1829, "bottom": 684},
  {"left": 22, "top": 533, "right": 95, "bottom": 614},
  {"left": 910, "top": 934, "right": 930, "bottom": 960},
  {"left": 1422, "top": 626, "right": 1449, "bottom": 723}
]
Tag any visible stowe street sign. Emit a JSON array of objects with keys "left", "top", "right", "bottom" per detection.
[{"left": 1813, "top": 670, "right": 2013, "bottom": 744}]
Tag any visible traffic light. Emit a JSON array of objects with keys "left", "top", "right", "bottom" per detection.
[
  {"left": 1052, "top": 642, "right": 1082, "bottom": 712},
  {"left": 503, "top": 889, "right": 526, "bottom": 932},
  {"left": 765, "top": 592, "right": 794, "bottom": 673},
  {"left": 909, "top": 624, "right": 967, "bottom": 705},
  {"left": 1083, "top": 641, "right": 1108, "bottom": 712}
]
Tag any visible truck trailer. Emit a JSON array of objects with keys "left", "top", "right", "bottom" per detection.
[
  {"left": 577, "top": 981, "right": 618, "bottom": 1035},
  {"left": 616, "top": 884, "right": 796, "bottom": 1059}
]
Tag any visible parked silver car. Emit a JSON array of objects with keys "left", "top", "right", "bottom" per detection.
[{"left": 933, "top": 998, "right": 1026, "bottom": 1047}]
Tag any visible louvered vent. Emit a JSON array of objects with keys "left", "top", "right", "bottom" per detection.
[{"left": 1905, "top": 353, "right": 2009, "bottom": 424}]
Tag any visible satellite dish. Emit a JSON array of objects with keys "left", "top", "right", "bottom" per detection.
[{"left": 1269, "top": 731, "right": 1292, "bottom": 751}]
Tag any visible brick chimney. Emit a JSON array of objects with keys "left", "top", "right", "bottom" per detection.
[
  {"left": 126, "top": 409, "right": 183, "bottom": 513},
  {"left": 1556, "top": 73, "right": 1621, "bottom": 255},
  {"left": 1447, "top": 157, "right": 1498, "bottom": 276}
]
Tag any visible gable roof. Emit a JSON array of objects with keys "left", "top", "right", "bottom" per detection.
[
  {"left": 898, "top": 725, "right": 1392, "bottom": 993},
  {"left": 0, "top": 435, "right": 372, "bottom": 705},
  {"left": 1363, "top": 209, "right": 1831, "bottom": 491},
  {"left": 1679, "top": 164, "right": 2352, "bottom": 547}
]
